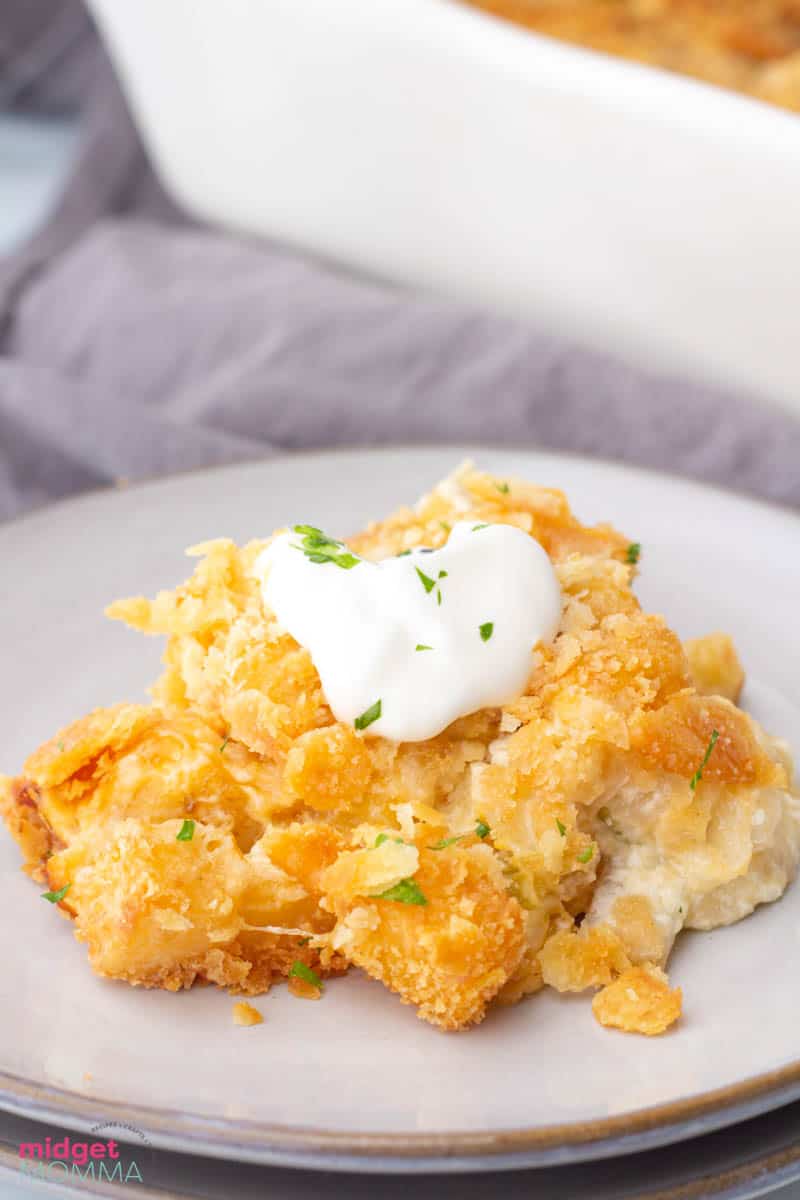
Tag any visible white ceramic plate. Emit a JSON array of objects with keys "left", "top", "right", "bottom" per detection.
[{"left": 2, "top": 448, "right": 799, "bottom": 1174}]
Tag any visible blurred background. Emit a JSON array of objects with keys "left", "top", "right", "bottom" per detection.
[{"left": 1, "top": 0, "right": 799, "bottom": 522}]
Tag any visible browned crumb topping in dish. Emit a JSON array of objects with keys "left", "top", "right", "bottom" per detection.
[{"left": 463, "top": 1, "right": 800, "bottom": 112}]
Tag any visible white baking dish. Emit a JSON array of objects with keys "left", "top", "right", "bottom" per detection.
[{"left": 87, "top": 0, "right": 800, "bottom": 411}]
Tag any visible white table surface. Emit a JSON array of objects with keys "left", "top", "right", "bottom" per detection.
[{"left": 2, "top": 112, "right": 799, "bottom": 1200}]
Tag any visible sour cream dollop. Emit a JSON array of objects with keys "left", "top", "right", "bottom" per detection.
[{"left": 255, "top": 521, "right": 561, "bottom": 742}]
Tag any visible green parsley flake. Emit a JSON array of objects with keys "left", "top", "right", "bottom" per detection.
[
  {"left": 475, "top": 820, "right": 491, "bottom": 839},
  {"left": 296, "top": 936, "right": 311, "bottom": 946},
  {"left": 219, "top": 734, "right": 230, "bottom": 753},
  {"left": 292, "top": 525, "right": 360, "bottom": 570},
  {"left": 479, "top": 622, "right": 494, "bottom": 642},
  {"left": 176, "top": 819, "right": 195, "bottom": 842},
  {"left": 57, "top": 741, "right": 65, "bottom": 752},
  {"left": 430, "top": 835, "right": 463, "bottom": 850},
  {"left": 396, "top": 549, "right": 412, "bottom": 557},
  {"left": 377, "top": 878, "right": 428, "bottom": 906},
  {"left": 495, "top": 481, "right": 510, "bottom": 495},
  {"left": 41, "top": 883, "right": 71, "bottom": 904},
  {"left": 577, "top": 846, "right": 594, "bottom": 864},
  {"left": 415, "top": 566, "right": 436, "bottom": 594},
  {"left": 415, "top": 644, "right": 433, "bottom": 652},
  {"left": 374, "top": 833, "right": 405, "bottom": 847},
  {"left": 439, "top": 521, "right": 451, "bottom": 533},
  {"left": 355, "top": 699, "right": 382, "bottom": 731},
  {"left": 556, "top": 819, "right": 566, "bottom": 837},
  {"left": 626, "top": 543, "right": 641, "bottom": 565},
  {"left": 689, "top": 729, "right": 720, "bottom": 791},
  {"left": 289, "top": 960, "right": 323, "bottom": 990}
]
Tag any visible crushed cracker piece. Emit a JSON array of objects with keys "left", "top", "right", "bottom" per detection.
[
  {"left": 232, "top": 1001, "right": 264, "bottom": 1027},
  {"left": 288, "top": 976, "right": 322, "bottom": 1001},
  {"left": 592, "top": 965, "right": 682, "bottom": 1036}
]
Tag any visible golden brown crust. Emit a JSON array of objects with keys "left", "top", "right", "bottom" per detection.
[
  {"left": 463, "top": 0, "right": 800, "bottom": 113},
  {"left": 630, "top": 693, "right": 785, "bottom": 789},
  {"left": 321, "top": 840, "right": 527, "bottom": 1029},
  {"left": 0, "top": 776, "right": 57, "bottom": 880}
]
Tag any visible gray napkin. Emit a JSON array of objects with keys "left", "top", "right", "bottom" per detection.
[{"left": 1, "top": 0, "right": 799, "bottom": 522}]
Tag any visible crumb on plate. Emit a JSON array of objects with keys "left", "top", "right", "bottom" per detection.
[{"left": 232, "top": 1001, "right": 264, "bottom": 1027}]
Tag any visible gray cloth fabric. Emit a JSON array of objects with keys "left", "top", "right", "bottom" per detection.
[{"left": 1, "top": 2, "right": 799, "bottom": 523}]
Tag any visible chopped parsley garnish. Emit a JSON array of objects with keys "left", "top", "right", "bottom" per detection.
[
  {"left": 577, "top": 846, "right": 594, "bottom": 864},
  {"left": 479, "top": 622, "right": 494, "bottom": 642},
  {"left": 689, "top": 729, "right": 720, "bottom": 791},
  {"left": 292, "top": 525, "right": 360, "bottom": 570},
  {"left": 432, "top": 820, "right": 491, "bottom": 848},
  {"left": 41, "top": 883, "right": 71, "bottom": 904},
  {"left": 439, "top": 521, "right": 451, "bottom": 533},
  {"left": 415, "top": 566, "right": 436, "bottom": 594},
  {"left": 416, "top": 566, "right": 447, "bottom": 605},
  {"left": 556, "top": 819, "right": 566, "bottom": 837},
  {"left": 296, "top": 936, "right": 311, "bottom": 946},
  {"left": 377, "top": 879, "right": 428, "bottom": 906},
  {"left": 626, "top": 543, "right": 641, "bottom": 565},
  {"left": 374, "top": 833, "right": 405, "bottom": 847},
  {"left": 176, "top": 819, "right": 195, "bottom": 842},
  {"left": 415, "top": 644, "right": 433, "bottom": 652},
  {"left": 396, "top": 549, "right": 412, "bottom": 557},
  {"left": 289, "top": 960, "right": 323, "bottom": 990},
  {"left": 57, "top": 741, "right": 65, "bottom": 752},
  {"left": 472, "top": 523, "right": 490, "bottom": 531},
  {"left": 219, "top": 734, "right": 230, "bottom": 753},
  {"left": 495, "top": 481, "right": 510, "bottom": 495},
  {"left": 354, "top": 699, "right": 382, "bottom": 731}
]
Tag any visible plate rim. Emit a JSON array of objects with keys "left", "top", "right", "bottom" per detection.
[
  {"left": 2, "top": 445, "right": 799, "bottom": 1171},
  {"left": 3, "top": 1066, "right": 800, "bottom": 1173},
  {"left": 4, "top": 1099, "right": 800, "bottom": 1198},
  {"left": 4, "top": 442, "right": 800, "bottom": 534}
]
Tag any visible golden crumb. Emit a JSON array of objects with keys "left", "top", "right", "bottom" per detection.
[
  {"left": 538, "top": 926, "right": 631, "bottom": 993},
  {"left": 288, "top": 976, "right": 322, "bottom": 1001},
  {"left": 685, "top": 633, "right": 745, "bottom": 703},
  {"left": 592, "top": 966, "right": 683, "bottom": 1036},
  {"left": 232, "top": 1002, "right": 263, "bottom": 1027}
]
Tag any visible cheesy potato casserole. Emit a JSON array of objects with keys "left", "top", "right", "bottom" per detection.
[{"left": 2, "top": 465, "right": 798, "bottom": 1035}]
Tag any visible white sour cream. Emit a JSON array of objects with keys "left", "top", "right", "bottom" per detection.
[{"left": 255, "top": 522, "right": 561, "bottom": 742}]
